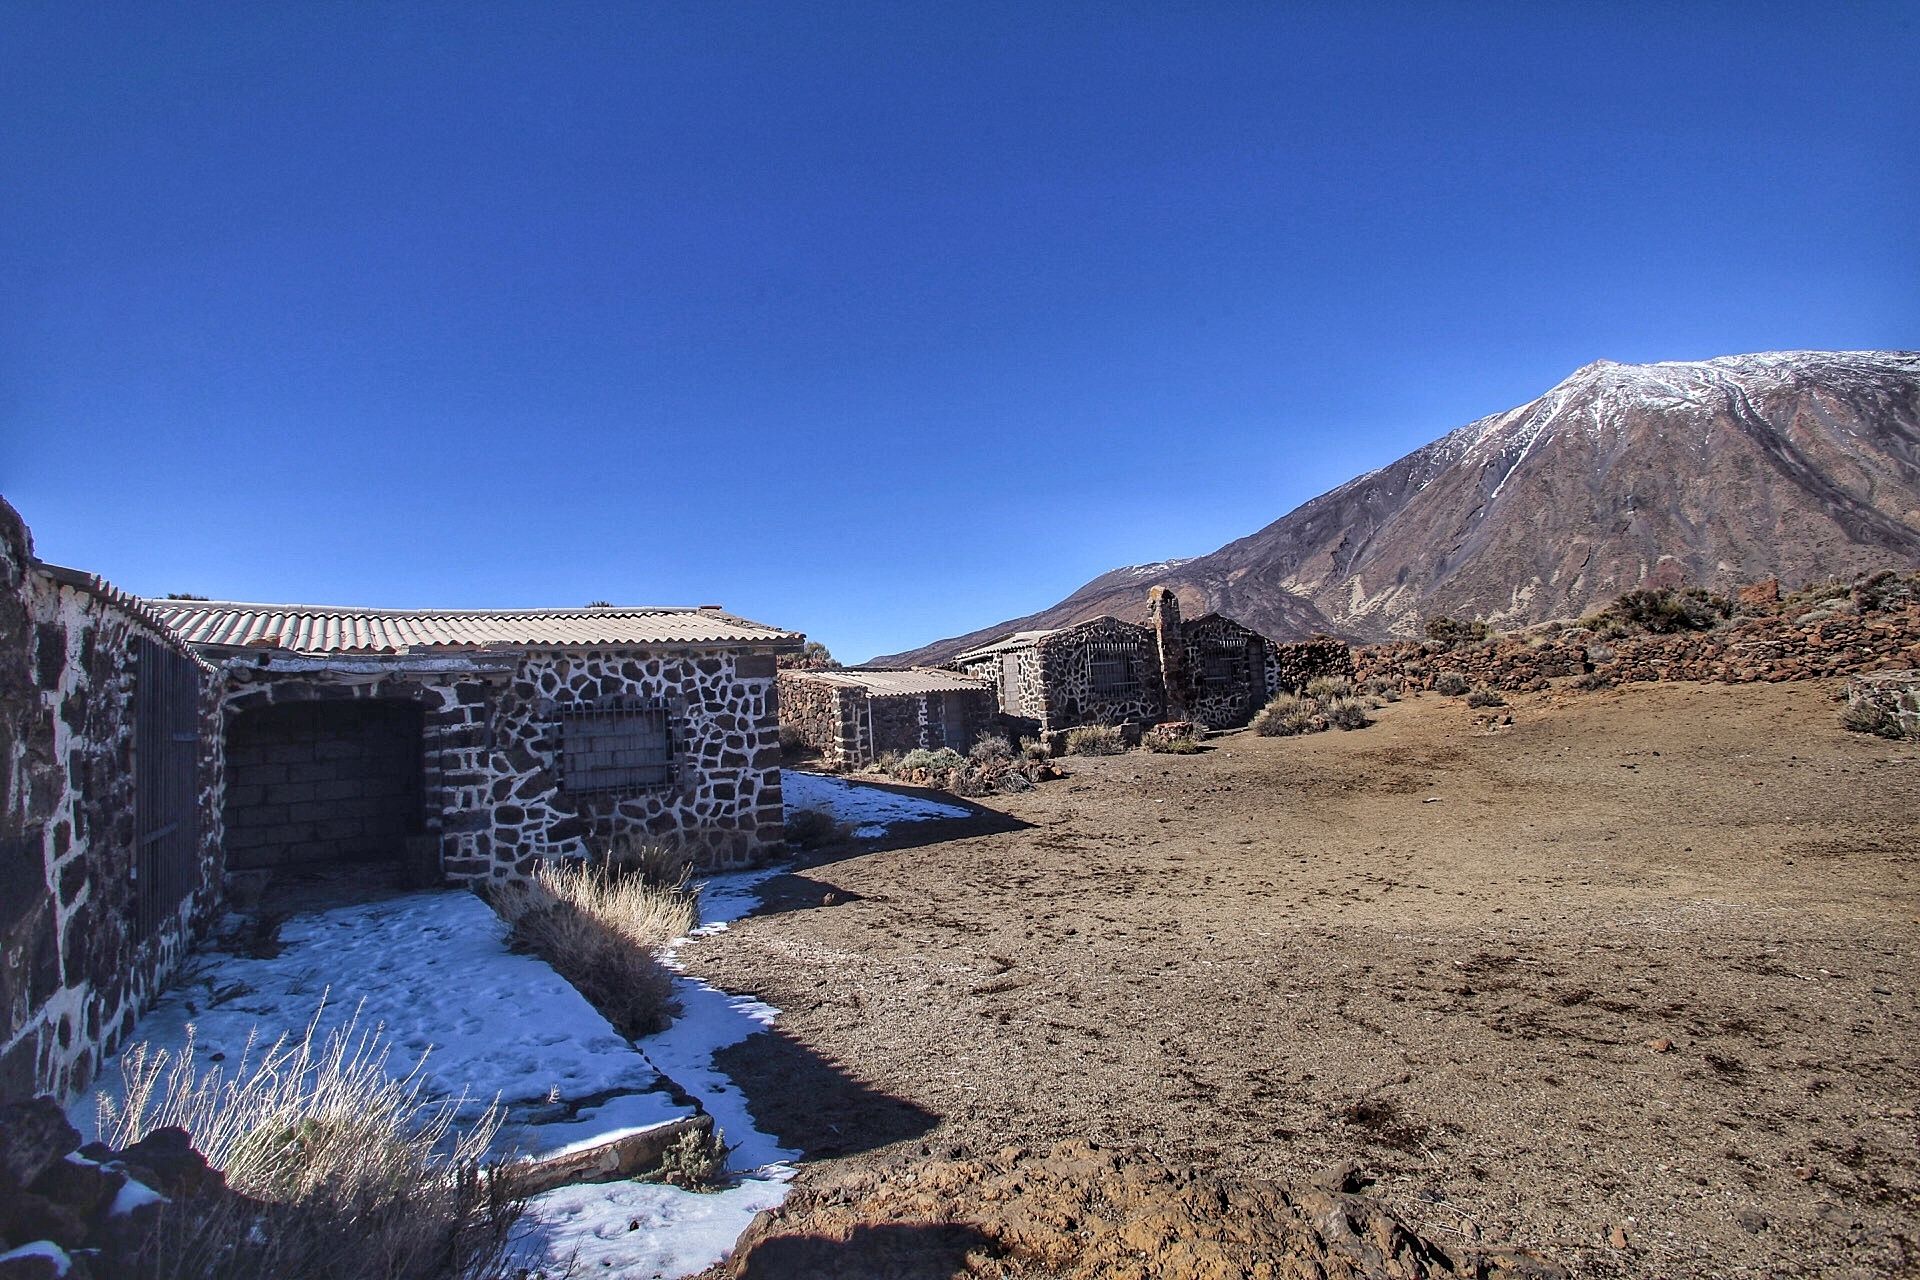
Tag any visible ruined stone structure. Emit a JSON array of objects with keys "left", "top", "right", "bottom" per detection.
[
  {"left": 778, "top": 668, "right": 994, "bottom": 769},
  {"left": 1845, "top": 670, "right": 1919, "bottom": 736},
  {"left": 958, "top": 592, "right": 1355, "bottom": 735},
  {"left": 1, "top": 501, "right": 225, "bottom": 1102},
  {"left": 153, "top": 601, "right": 803, "bottom": 882}
]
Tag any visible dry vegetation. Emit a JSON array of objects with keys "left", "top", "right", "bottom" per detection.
[
  {"left": 100, "top": 1007, "right": 521, "bottom": 1280},
  {"left": 488, "top": 843, "right": 699, "bottom": 1038}
]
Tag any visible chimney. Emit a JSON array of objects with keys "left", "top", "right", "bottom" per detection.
[{"left": 1148, "top": 586, "right": 1189, "bottom": 721}]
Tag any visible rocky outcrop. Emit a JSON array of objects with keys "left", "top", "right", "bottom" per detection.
[
  {"left": 0, "top": 1097, "right": 228, "bottom": 1280},
  {"left": 715, "top": 1139, "right": 1562, "bottom": 1280},
  {"left": 1352, "top": 576, "right": 1920, "bottom": 693}
]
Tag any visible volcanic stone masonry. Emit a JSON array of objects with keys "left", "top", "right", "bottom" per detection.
[{"left": 0, "top": 500, "right": 225, "bottom": 1103}]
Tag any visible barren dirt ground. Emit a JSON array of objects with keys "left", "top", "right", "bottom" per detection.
[{"left": 690, "top": 681, "right": 1919, "bottom": 1278}]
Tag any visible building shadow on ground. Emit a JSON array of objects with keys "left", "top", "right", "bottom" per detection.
[
  {"left": 733, "top": 1221, "right": 1003, "bottom": 1280},
  {"left": 711, "top": 1027, "right": 938, "bottom": 1161}
]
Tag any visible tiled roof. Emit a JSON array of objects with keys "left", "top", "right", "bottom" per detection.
[
  {"left": 954, "top": 629, "right": 1056, "bottom": 660},
  {"left": 143, "top": 600, "right": 802, "bottom": 655},
  {"left": 800, "top": 668, "right": 989, "bottom": 697}
]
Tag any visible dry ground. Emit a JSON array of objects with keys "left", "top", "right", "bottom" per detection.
[{"left": 689, "top": 681, "right": 1919, "bottom": 1278}]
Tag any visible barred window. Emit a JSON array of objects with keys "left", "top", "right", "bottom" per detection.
[
  {"left": 1089, "top": 654, "right": 1139, "bottom": 696},
  {"left": 1202, "top": 644, "right": 1250, "bottom": 687},
  {"left": 558, "top": 700, "right": 673, "bottom": 793}
]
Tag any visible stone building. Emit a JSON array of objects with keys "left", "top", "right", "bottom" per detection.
[
  {"left": 779, "top": 667, "right": 994, "bottom": 768},
  {"left": 956, "top": 616, "right": 1166, "bottom": 736},
  {"left": 957, "top": 588, "right": 1354, "bottom": 736},
  {"left": 2, "top": 501, "right": 224, "bottom": 1101},
  {"left": 150, "top": 600, "right": 802, "bottom": 884}
]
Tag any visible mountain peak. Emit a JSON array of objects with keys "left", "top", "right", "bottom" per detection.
[{"left": 874, "top": 351, "right": 1920, "bottom": 665}]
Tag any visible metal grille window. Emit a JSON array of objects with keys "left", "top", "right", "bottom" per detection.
[
  {"left": 558, "top": 700, "right": 673, "bottom": 793},
  {"left": 1088, "top": 643, "right": 1141, "bottom": 696},
  {"left": 134, "top": 638, "right": 200, "bottom": 942},
  {"left": 1202, "top": 642, "right": 1253, "bottom": 687}
]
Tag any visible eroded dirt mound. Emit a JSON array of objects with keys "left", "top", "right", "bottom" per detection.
[{"left": 718, "top": 1140, "right": 1563, "bottom": 1280}]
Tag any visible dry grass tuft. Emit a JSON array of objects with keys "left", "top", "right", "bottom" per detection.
[
  {"left": 100, "top": 1004, "right": 521, "bottom": 1280},
  {"left": 490, "top": 858, "right": 698, "bottom": 1038},
  {"left": 1063, "top": 725, "right": 1126, "bottom": 756}
]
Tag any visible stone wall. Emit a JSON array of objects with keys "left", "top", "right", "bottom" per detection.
[
  {"left": 1, "top": 501, "right": 225, "bottom": 1103},
  {"left": 222, "top": 646, "right": 784, "bottom": 882},
  {"left": 1180, "top": 614, "right": 1271, "bottom": 730},
  {"left": 1847, "top": 670, "right": 1920, "bottom": 737},
  {"left": 1353, "top": 592, "right": 1920, "bottom": 692},
  {"left": 777, "top": 670, "right": 849, "bottom": 766},
  {"left": 1033, "top": 618, "right": 1165, "bottom": 732},
  {"left": 1267, "top": 638, "right": 1356, "bottom": 696}
]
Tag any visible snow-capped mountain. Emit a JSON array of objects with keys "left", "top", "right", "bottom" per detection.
[{"left": 874, "top": 351, "right": 1920, "bottom": 665}]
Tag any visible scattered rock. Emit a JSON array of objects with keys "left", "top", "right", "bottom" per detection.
[
  {"left": 1734, "top": 1206, "right": 1769, "bottom": 1233},
  {"left": 1607, "top": 1224, "right": 1629, "bottom": 1249},
  {"left": 0, "top": 1099, "right": 82, "bottom": 1194},
  {"left": 1646, "top": 1038, "right": 1673, "bottom": 1053},
  {"left": 1311, "top": 1159, "right": 1371, "bottom": 1194}
]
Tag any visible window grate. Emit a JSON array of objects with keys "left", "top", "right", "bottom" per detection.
[
  {"left": 1088, "top": 639, "right": 1142, "bottom": 696},
  {"left": 558, "top": 699, "right": 673, "bottom": 793},
  {"left": 1201, "top": 641, "right": 1254, "bottom": 688}
]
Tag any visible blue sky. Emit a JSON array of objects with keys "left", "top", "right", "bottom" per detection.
[{"left": 4, "top": 3, "right": 1914, "bottom": 661}]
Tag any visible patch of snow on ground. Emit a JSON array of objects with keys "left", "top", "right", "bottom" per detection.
[
  {"left": 783, "top": 769, "right": 969, "bottom": 838},
  {"left": 506, "top": 1176, "right": 789, "bottom": 1280},
  {"left": 70, "top": 891, "right": 685, "bottom": 1156}
]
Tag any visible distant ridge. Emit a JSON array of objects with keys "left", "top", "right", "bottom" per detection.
[{"left": 874, "top": 351, "right": 1920, "bottom": 666}]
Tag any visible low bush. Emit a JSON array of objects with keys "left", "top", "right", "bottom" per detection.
[
  {"left": 101, "top": 1007, "right": 521, "bottom": 1280},
  {"left": 1601, "top": 587, "right": 1734, "bottom": 635},
  {"left": 1424, "top": 616, "right": 1491, "bottom": 649},
  {"left": 1063, "top": 724, "right": 1126, "bottom": 756},
  {"left": 1433, "top": 672, "right": 1471, "bottom": 697},
  {"left": 1018, "top": 736, "right": 1048, "bottom": 761},
  {"left": 657, "top": 1125, "right": 729, "bottom": 1191},
  {"left": 1465, "top": 688, "right": 1506, "bottom": 708},
  {"left": 896, "top": 747, "right": 966, "bottom": 775},
  {"left": 489, "top": 859, "right": 697, "bottom": 1038},
  {"left": 784, "top": 808, "right": 849, "bottom": 849},
  {"left": 1143, "top": 726, "right": 1203, "bottom": 753},
  {"left": 968, "top": 733, "right": 1013, "bottom": 764},
  {"left": 777, "top": 723, "right": 820, "bottom": 762},
  {"left": 1320, "top": 696, "right": 1373, "bottom": 730},
  {"left": 606, "top": 835, "right": 695, "bottom": 887},
  {"left": 1304, "top": 675, "right": 1353, "bottom": 699},
  {"left": 1841, "top": 699, "right": 1907, "bottom": 739}
]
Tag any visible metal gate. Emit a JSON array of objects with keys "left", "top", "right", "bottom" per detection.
[{"left": 134, "top": 638, "right": 200, "bottom": 941}]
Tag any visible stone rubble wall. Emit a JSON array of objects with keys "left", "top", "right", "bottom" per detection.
[
  {"left": 1353, "top": 595, "right": 1920, "bottom": 692},
  {"left": 1847, "top": 669, "right": 1920, "bottom": 737},
  {"left": 1179, "top": 614, "right": 1273, "bottom": 730},
  {"left": 1267, "top": 638, "right": 1357, "bottom": 696},
  {"left": 1, "top": 500, "right": 225, "bottom": 1104},
  {"left": 777, "top": 670, "right": 850, "bottom": 767}
]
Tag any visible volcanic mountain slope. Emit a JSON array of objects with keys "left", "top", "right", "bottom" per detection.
[{"left": 875, "top": 351, "right": 1920, "bottom": 665}]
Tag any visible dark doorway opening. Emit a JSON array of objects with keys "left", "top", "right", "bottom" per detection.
[{"left": 224, "top": 700, "right": 425, "bottom": 873}]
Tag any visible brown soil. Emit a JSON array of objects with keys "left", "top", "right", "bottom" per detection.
[{"left": 688, "top": 681, "right": 1920, "bottom": 1279}]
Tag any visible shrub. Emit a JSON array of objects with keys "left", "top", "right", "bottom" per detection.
[
  {"left": 1841, "top": 700, "right": 1906, "bottom": 739},
  {"left": 1252, "top": 694, "right": 1315, "bottom": 737},
  {"left": 657, "top": 1125, "right": 729, "bottom": 1191},
  {"left": 1424, "top": 616, "right": 1491, "bottom": 648},
  {"left": 1018, "top": 736, "right": 1048, "bottom": 761},
  {"left": 1321, "top": 696, "right": 1373, "bottom": 731},
  {"left": 777, "top": 723, "right": 815, "bottom": 758},
  {"left": 968, "top": 733, "right": 1013, "bottom": 764},
  {"left": 101, "top": 1007, "right": 520, "bottom": 1280},
  {"left": 1465, "top": 688, "right": 1506, "bottom": 708},
  {"left": 1433, "top": 672, "right": 1471, "bottom": 697},
  {"left": 1304, "top": 675, "right": 1353, "bottom": 699},
  {"left": 895, "top": 747, "right": 966, "bottom": 775},
  {"left": 1063, "top": 725, "right": 1126, "bottom": 755},
  {"left": 1143, "top": 726, "right": 1203, "bottom": 753},
  {"left": 606, "top": 835, "right": 694, "bottom": 887},
  {"left": 489, "top": 860, "right": 697, "bottom": 1038},
  {"left": 783, "top": 808, "right": 849, "bottom": 849},
  {"left": 1603, "top": 588, "right": 1733, "bottom": 634}
]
